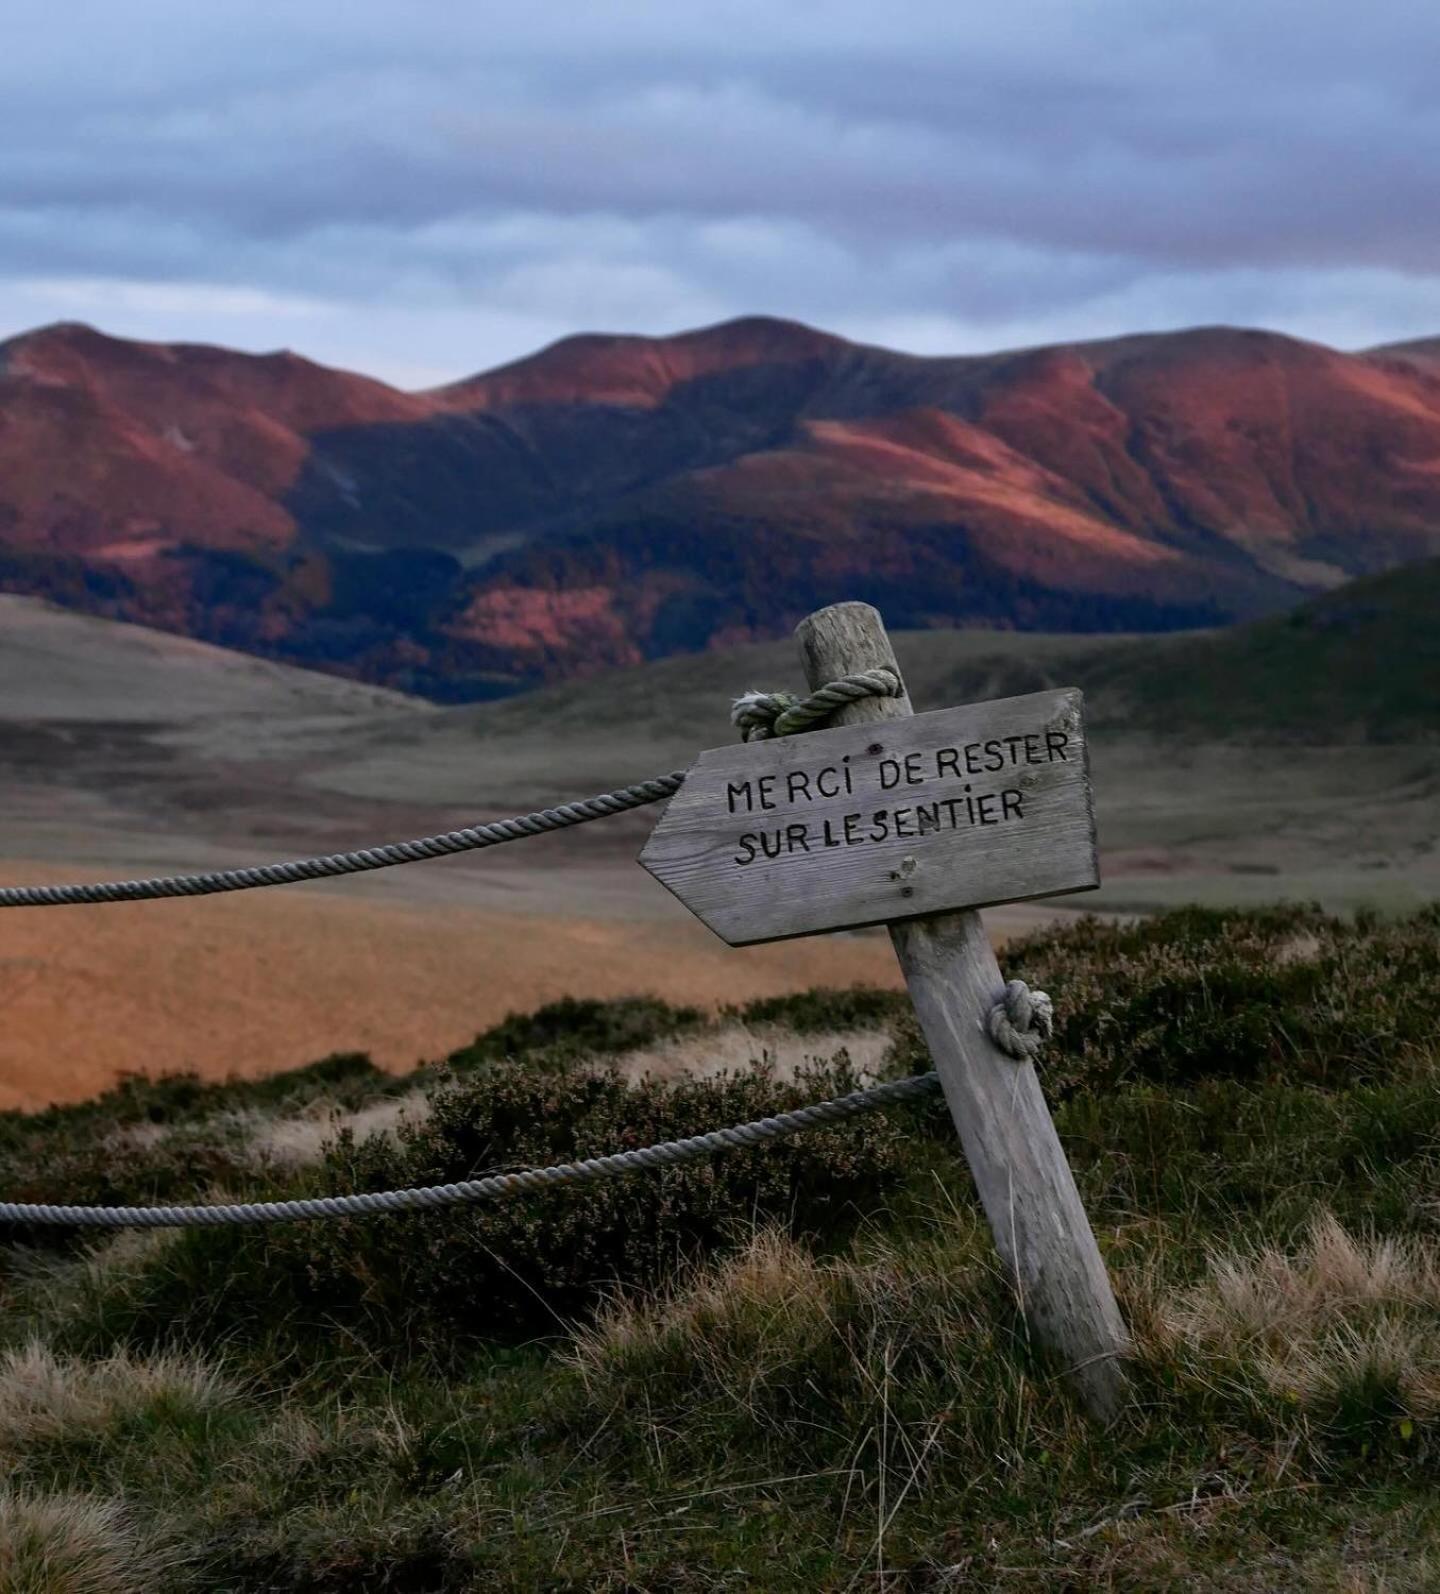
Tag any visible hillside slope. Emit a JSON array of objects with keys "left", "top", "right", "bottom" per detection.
[
  {"left": 390, "top": 557, "right": 1440, "bottom": 783},
  {"left": 4, "top": 318, "right": 1440, "bottom": 697},
  {"left": 0, "top": 578, "right": 1432, "bottom": 1110},
  {"left": 1072, "top": 557, "right": 1440, "bottom": 743}
]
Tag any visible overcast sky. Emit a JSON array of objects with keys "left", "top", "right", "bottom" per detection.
[{"left": 3, "top": 0, "right": 1438, "bottom": 387}]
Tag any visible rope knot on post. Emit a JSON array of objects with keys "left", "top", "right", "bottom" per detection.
[
  {"left": 986, "top": 979, "right": 1055, "bottom": 1061},
  {"left": 731, "top": 667, "right": 903, "bottom": 742}
]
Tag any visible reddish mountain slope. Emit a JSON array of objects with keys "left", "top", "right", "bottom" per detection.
[
  {"left": 2, "top": 316, "right": 1440, "bottom": 699},
  {"left": 0, "top": 323, "right": 427, "bottom": 556}
]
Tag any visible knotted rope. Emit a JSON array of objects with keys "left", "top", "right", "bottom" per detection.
[
  {"left": 731, "top": 667, "right": 903, "bottom": 741},
  {"left": 986, "top": 979, "right": 1055, "bottom": 1060}
]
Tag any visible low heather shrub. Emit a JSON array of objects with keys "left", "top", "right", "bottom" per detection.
[
  {"left": 889, "top": 904, "right": 1440, "bottom": 1099},
  {"left": 725, "top": 985, "right": 908, "bottom": 1034},
  {"left": 445, "top": 995, "right": 706, "bottom": 1070},
  {"left": 60, "top": 1051, "right": 918, "bottom": 1361}
]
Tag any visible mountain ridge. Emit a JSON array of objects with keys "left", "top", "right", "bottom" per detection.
[{"left": 3, "top": 316, "right": 1440, "bottom": 699}]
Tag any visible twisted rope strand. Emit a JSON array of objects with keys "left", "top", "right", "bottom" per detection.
[
  {"left": 0, "top": 1072, "right": 944, "bottom": 1229},
  {"left": 5, "top": 664, "right": 903, "bottom": 904},
  {"left": 0, "top": 981, "right": 1052, "bottom": 1230},
  {"left": 0, "top": 773, "right": 686, "bottom": 907}
]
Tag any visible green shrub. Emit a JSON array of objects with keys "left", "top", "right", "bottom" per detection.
[
  {"left": 444, "top": 995, "right": 706, "bottom": 1070},
  {"left": 1065, "top": 1074, "right": 1440, "bottom": 1241},
  {"left": 0, "top": 1053, "right": 394, "bottom": 1154},
  {"left": 726, "top": 985, "right": 907, "bottom": 1034},
  {"left": 887, "top": 904, "right": 1440, "bottom": 1099},
  {"left": 0, "top": 1056, "right": 405, "bottom": 1265}
]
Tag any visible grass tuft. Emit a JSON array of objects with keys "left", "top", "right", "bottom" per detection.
[
  {"left": 1162, "top": 1215, "right": 1440, "bottom": 1451},
  {"left": 0, "top": 1341, "right": 236, "bottom": 1455},
  {"left": 0, "top": 1489, "right": 171, "bottom": 1594}
]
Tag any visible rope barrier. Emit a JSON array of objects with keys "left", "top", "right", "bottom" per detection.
[
  {"left": 0, "top": 668, "right": 902, "bottom": 907},
  {"left": 0, "top": 1072, "right": 945, "bottom": 1229},
  {"left": 0, "top": 773, "right": 685, "bottom": 907},
  {"left": 0, "top": 662, "right": 1056, "bottom": 1232}
]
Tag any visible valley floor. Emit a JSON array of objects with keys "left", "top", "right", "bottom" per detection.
[{"left": 1, "top": 595, "right": 1434, "bottom": 1109}]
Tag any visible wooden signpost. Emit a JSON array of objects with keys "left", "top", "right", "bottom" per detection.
[{"left": 642, "top": 603, "right": 1130, "bottom": 1417}]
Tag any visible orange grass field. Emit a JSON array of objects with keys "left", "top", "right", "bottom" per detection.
[{"left": 0, "top": 858, "right": 1085, "bottom": 1111}]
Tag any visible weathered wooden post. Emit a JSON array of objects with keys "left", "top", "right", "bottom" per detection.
[
  {"left": 642, "top": 602, "right": 1130, "bottom": 1416},
  {"left": 798, "top": 604, "right": 1129, "bottom": 1416}
]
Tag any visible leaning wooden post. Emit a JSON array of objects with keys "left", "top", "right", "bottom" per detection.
[{"left": 795, "top": 602, "right": 1129, "bottom": 1416}]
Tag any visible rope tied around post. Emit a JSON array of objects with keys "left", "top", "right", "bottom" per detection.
[
  {"left": 731, "top": 667, "right": 903, "bottom": 742},
  {"left": 986, "top": 979, "right": 1055, "bottom": 1061}
]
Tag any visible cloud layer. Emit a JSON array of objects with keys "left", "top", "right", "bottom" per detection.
[{"left": 4, "top": 0, "right": 1438, "bottom": 384}]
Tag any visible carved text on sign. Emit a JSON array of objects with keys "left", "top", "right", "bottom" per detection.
[{"left": 640, "top": 689, "right": 1098, "bottom": 946}]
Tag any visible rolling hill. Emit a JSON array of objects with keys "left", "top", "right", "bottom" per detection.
[
  {"left": 0, "top": 592, "right": 420, "bottom": 727},
  {"left": 382, "top": 556, "right": 1440, "bottom": 779},
  {"left": 4, "top": 318, "right": 1440, "bottom": 699}
]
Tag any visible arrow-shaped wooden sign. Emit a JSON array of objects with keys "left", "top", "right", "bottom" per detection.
[{"left": 640, "top": 687, "right": 1098, "bottom": 946}]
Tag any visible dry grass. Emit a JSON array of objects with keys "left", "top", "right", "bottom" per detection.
[
  {"left": 0, "top": 1342, "right": 236, "bottom": 1454},
  {"left": 0, "top": 1489, "right": 170, "bottom": 1594},
  {"left": 247, "top": 1091, "right": 428, "bottom": 1168},
  {"left": 567, "top": 1223, "right": 1010, "bottom": 1467},
  {"left": 1161, "top": 1215, "right": 1440, "bottom": 1418},
  {"left": 998, "top": 1510, "right": 1440, "bottom": 1594},
  {"left": 569, "top": 1221, "right": 997, "bottom": 1396},
  {"left": 570, "top": 1230, "right": 834, "bottom": 1386},
  {"left": 609, "top": 1023, "right": 894, "bottom": 1087}
]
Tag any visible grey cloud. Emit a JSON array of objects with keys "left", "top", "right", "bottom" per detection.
[{"left": 2, "top": 0, "right": 1439, "bottom": 379}]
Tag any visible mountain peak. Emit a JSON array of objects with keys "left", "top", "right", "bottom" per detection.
[
  {"left": 1366, "top": 335, "right": 1440, "bottom": 370},
  {"left": 434, "top": 314, "right": 849, "bottom": 411}
]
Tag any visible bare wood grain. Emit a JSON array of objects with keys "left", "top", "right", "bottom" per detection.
[{"left": 795, "top": 602, "right": 1130, "bottom": 1418}]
